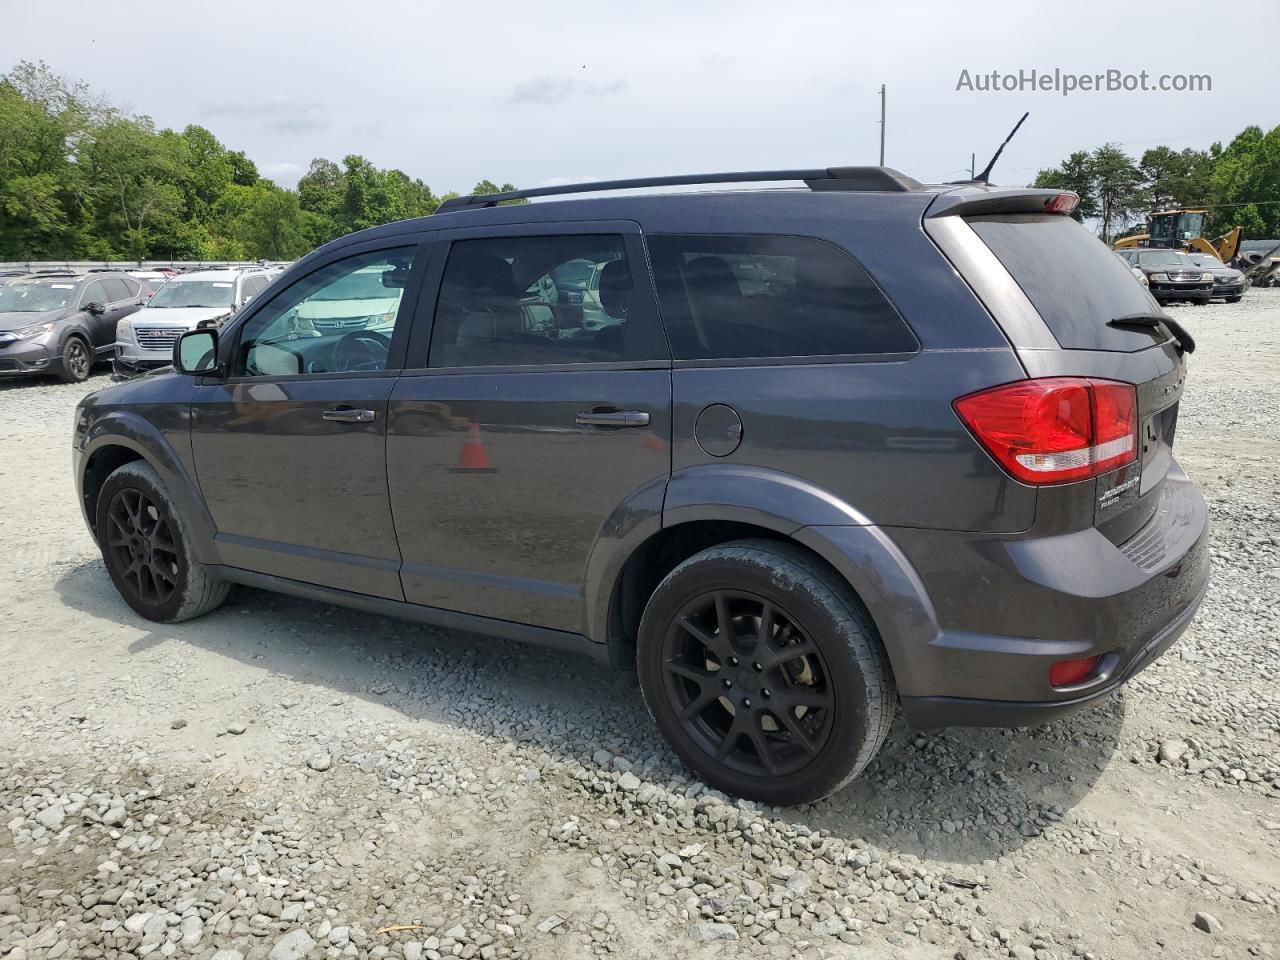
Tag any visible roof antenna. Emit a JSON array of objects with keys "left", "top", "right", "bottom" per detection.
[{"left": 973, "top": 112, "right": 1029, "bottom": 184}]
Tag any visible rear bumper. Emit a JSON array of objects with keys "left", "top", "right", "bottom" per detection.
[
  {"left": 900, "top": 574, "right": 1206, "bottom": 727},
  {"left": 884, "top": 463, "right": 1210, "bottom": 728}
]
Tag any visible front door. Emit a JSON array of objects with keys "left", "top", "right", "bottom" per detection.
[
  {"left": 190, "top": 243, "right": 427, "bottom": 599},
  {"left": 387, "top": 224, "right": 672, "bottom": 632}
]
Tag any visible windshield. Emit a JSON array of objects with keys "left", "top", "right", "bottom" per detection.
[
  {"left": 1135, "top": 251, "right": 1192, "bottom": 267},
  {"left": 0, "top": 281, "right": 77, "bottom": 313},
  {"left": 147, "top": 279, "right": 236, "bottom": 309},
  {"left": 1185, "top": 254, "right": 1222, "bottom": 269}
]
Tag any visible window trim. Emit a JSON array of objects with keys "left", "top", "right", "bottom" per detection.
[
  {"left": 402, "top": 220, "right": 671, "bottom": 372},
  {"left": 214, "top": 238, "right": 433, "bottom": 383},
  {"left": 643, "top": 231, "right": 921, "bottom": 364}
]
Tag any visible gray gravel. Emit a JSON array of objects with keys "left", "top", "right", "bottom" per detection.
[{"left": 0, "top": 291, "right": 1277, "bottom": 960}]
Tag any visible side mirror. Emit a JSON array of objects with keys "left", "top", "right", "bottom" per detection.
[
  {"left": 85, "top": 301, "right": 105, "bottom": 316},
  {"left": 174, "top": 329, "right": 220, "bottom": 376}
]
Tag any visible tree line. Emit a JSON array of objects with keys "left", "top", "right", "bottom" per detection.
[
  {"left": 1032, "top": 125, "right": 1280, "bottom": 243},
  {"left": 0, "top": 61, "right": 517, "bottom": 262}
]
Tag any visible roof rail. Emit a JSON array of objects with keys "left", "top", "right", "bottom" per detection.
[{"left": 438, "top": 166, "right": 924, "bottom": 210}]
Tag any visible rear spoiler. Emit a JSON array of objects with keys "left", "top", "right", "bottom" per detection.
[{"left": 925, "top": 187, "right": 1079, "bottom": 219}]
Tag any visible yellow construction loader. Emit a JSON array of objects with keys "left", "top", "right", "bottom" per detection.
[{"left": 1114, "top": 209, "right": 1242, "bottom": 263}]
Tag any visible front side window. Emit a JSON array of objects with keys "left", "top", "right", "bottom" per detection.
[
  {"left": 103, "top": 278, "right": 132, "bottom": 303},
  {"left": 647, "top": 234, "right": 917, "bottom": 360},
  {"left": 428, "top": 235, "right": 635, "bottom": 368},
  {"left": 235, "top": 248, "right": 414, "bottom": 377}
]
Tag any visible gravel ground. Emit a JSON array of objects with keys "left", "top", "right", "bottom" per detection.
[{"left": 1, "top": 291, "right": 1277, "bottom": 960}]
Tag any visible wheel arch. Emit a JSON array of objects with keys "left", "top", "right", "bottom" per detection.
[
  {"left": 593, "top": 465, "right": 939, "bottom": 689},
  {"left": 79, "top": 413, "right": 220, "bottom": 565}
]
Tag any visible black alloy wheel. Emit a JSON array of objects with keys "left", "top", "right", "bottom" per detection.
[
  {"left": 660, "top": 589, "right": 835, "bottom": 778},
  {"left": 104, "top": 487, "right": 182, "bottom": 607}
]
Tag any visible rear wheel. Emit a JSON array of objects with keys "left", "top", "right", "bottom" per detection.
[
  {"left": 96, "top": 461, "right": 229, "bottom": 622},
  {"left": 57, "top": 336, "right": 91, "bottom": 383},
  {"left": 637, "top": 540, "right": 895, "bottom": 805},
  {"left": 1226, "top": 295, "right": 1243, "bottom": 303}
]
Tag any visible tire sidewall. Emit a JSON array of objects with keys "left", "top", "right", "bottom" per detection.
[
  {"left": 95, "top": 463, "right": 199, "bottom": 623},
  {"left": 637, "top": 547, "right": 881, "bottom": 805},
  {"left": 61, "top": 336, "right": 90, "bottom": 383}
]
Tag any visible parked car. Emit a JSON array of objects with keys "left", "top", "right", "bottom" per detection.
[
  {"left": 112, "top": 267, "right": 277, "bottom": 377},
  {"left": 1117, "top": 249, "right": 1213, "bottom": 303},
  {"left": 1183, "top": 253, "right": 1247, "bottom": 302},
  {"left": 1, "top": 272, "right": 144, "bottom": 381},
  {"left": 73, "top": 170, "right": 1209, "bottom": 804},
  {"left": 1114, "top": 251, "right": 1150, "bottom": 287}
]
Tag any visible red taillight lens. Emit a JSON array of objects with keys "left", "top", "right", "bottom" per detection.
[
  {"left": 954, "top": 377, "right": 1138, "bottom": 485},
  {"left": 1049, "top": 655, "right": 1100, "bottom": 688}
]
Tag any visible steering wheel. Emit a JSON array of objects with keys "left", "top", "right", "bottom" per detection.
[{"left": 333, "top": 329, "right": 392, "bottom": 372}]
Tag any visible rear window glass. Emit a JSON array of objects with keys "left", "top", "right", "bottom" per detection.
[
  {"left": 968, "top": 215, "right": 1168, "bottom": 352},
  {"left": 647, "top": 234, "right": 917, "bottom": 360}
]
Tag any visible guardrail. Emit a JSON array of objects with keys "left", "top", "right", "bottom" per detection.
[{"left": 0, "top": 261, "right": 293, "bottom": 272}]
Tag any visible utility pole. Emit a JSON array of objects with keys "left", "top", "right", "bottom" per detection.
[
  {"left": 878, "top": 85, "right": 886, "bottom": 166},
  {"left": 970, "top": 153, "right": 975, "bottom": 178}
]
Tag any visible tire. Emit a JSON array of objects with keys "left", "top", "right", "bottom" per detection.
[
  {"left": 95, "top": 461, "right": 229, "bottom": 623},
  {"left": 636, "top": 539, "right": 895, "bottom": 805},
  {"left": 56, "top": 336, "right": 92, "bottom": 383},
  {"left": 1226, "top": 296, "right": 1243, "bottom": 303}
]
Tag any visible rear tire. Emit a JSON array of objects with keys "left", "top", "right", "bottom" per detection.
[
  {"left": 1226, "top": 295, "right": 1243, "bottom": 303},
  {"left": 56, "top": 336, "right": 92, "bottom": 383},
  {"left": 95, "top": 461, "right": 229, "bottom": 623},
  {"left": 637, "top": 539, "right": 895, "bottom": 805}
]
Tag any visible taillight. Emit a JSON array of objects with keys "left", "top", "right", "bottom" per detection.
[{"left": 954, "top": 377, "right": 1138, "bottom": 485}]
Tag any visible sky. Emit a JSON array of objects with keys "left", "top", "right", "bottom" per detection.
[{"left": 3, "top": 0, "right": 1277, "bottom": 195}]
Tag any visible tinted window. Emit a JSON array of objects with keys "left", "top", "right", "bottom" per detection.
[
  {"left": 647, "top": 235, "right": 916, "bottom": 360},
  {"left": 103, "top": 278, "right": 132, "bottom": 303},
  {"left": 80, "top": 280, "right": 107, "bottom": 307},
  {"left": 969, "top": 215, "right": 1168, "bottom": 352},
  {"left": 429, "top": 235, "right": 637, "bottom": 367},
  {"left": 236, "top": 248, "right": 414, "bottom": 377}
]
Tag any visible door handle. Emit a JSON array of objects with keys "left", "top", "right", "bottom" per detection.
[
  {"left": 323, "top": 407, "right": 376, "bottom": 423},
  {"left": 576, "top": 410, "right": 651, "bottom": 427}
]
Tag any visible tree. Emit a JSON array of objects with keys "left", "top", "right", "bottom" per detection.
[{"left": 1091, "top": 144, "right": 1146, "bottom": 243}]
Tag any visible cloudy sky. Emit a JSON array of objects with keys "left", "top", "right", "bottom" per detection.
[{"left": 4, "top": 0, "right": 1275, "bottom": 195}]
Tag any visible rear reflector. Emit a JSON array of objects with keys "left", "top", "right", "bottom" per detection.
[
  {"left": 953, "top": 377, "right": 1138, "bottom": 485},
  {"left": 1049, "top": 655, "right": 1100, "bottom": 688}
]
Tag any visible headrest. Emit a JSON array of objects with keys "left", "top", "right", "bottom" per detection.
[{"left": 598, "top": 259, "right": 631, "bottom": 318}]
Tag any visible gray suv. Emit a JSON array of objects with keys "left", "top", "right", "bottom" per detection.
[
  {"left": 72, "top": 169, "right": 1210, "bottom": 804},
  {"left": 1, "top": 272, "right": 144, "bottom": 381}
]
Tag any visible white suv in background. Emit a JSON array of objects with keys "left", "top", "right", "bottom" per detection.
[{"left": 113, "top": 267, "right": 279, "bottom": 377}]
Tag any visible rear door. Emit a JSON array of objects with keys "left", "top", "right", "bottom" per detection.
[{"left": 387, "top": 221, "right": 671, "bottom": 633}]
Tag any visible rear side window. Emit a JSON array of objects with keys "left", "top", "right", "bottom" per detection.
[
  {"left": 429, "top": 235, "right": 655, "bottom": 367},
  {"left": 647, "top": 234, "right": 917, "bottom": 360},
  {"left": 968, "top": 215, "right": 1167, "bottom": 352}
]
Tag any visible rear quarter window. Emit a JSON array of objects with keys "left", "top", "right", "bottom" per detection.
[
  {"left": 647, "top": 234, "right": 917, "bottom": 361},
  {"left": 967, "top": 214, "right": 1168, "bottom": 352}
]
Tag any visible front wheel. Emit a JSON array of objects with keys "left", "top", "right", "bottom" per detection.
[
  {"left": 96, "top": 461, "right": 229, "bottom": 622},
  {"left": 1226, "top": 296, "right": 1243, "bottom": 303},
  {"left": 637, "top": 540, "right": 895, "bottom": 805},
  {"left": 56, "top": 336, "right": 92, "bottom": 383}
]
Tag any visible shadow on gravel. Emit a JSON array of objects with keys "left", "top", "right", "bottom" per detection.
[{"left": 55, "top": 558, "right": 1123, "bottom": 864}]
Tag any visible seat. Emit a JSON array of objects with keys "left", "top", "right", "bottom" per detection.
[{"left": 683, "top": 256, "right": 745, "bottom": 355}]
